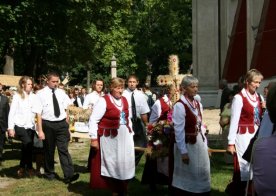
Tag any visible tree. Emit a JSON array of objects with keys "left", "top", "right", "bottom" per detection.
[
  {"left": 0, "top": 0, "right": 192, "bottom": 86},
  {"left": 129, "top": 0, "right": 192, "bottom": 85}
]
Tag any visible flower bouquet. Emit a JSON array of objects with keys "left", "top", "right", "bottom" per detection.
[{"left": 146, "top": 111, "right": 173, "bottom": 159}]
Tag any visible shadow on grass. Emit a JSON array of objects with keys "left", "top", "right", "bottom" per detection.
[
  {"left": 0, "top": 165, "right": 21, "bottom": 178},
  {"left": 73, "top": 164, "right": 89, "bottom": 174},
  {"left": 67, "top": 177, "right": 170, "bottom": 196},
  {"left": 2, "top": 141, "right": 21, "bottom": 161},
  {"left": 1, "top": 148, "right": 21, "bottom": 161},
  {"left": 67, "top": 180, "right": 110, "bottom": 196}
]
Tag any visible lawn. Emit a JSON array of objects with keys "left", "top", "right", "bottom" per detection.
[{"left": 0, "top": 137, "right": 232, "bottom": 196}]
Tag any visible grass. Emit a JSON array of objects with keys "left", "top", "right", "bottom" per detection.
[{"left": 0, "top": 136, "right": 232, "bottom": 196}]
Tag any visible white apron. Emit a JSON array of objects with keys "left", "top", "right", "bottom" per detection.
[{"left": 172, "top": 133, "right": 211, "bottom": 193}]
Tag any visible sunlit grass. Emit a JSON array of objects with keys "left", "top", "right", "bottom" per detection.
[{"left": 0, "top": 137, "right": 232, "bottom": 195}]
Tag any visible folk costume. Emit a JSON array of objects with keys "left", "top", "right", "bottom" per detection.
[
  {"left": 88, "top": 94, "right": 135, "bottom": 193},
  {"left": 141, "top": 94, "right": 172, "bottom": 187},
  {"left": 227, "top": 88, "right": 262, "bottom": 194},
  {"left": 172, "top": 95, "right": 210, "bottom": 195}
]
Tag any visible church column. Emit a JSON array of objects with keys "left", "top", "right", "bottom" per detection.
[
  {"left": 192, "top": 0, "right": 219, "bottom": 107},
  {"left": 220, "top": 0, "right": 239, "bottom": 76}
]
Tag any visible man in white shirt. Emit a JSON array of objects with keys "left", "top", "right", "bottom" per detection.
[
  {"left": 33, "top": 72, "right": 79, "bottom": 183},
  {"left": 123, "top": 75, "right": 150, "bottom": 165}
]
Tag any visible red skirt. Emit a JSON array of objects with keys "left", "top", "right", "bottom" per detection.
[{"left": 89, "top": 137, "right": 128, "bottom": 193}]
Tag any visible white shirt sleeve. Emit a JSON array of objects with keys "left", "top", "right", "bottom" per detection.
[
  {"left": 32, "top": 92, "right": 43, "bottom": 115},
  {"left": 149, "top": 100, "right": 161, "bottom": 124},
  {"left": 8, "top": 94, "right": 19, "bottom": 130},
  {"left": 228, "top": 94, "right": 243, "bottom": 145},
  {"left": 136, "top": 92, "right": 150, "bottom": 115},
  {"left": 173, "top": 102, "right": 187, "bottom": 154},
  {"left": 82, "top": 93, "right": 91, "bottom": 109},
  {"left": 88, "top": 97, "right": 106, "bottom": 139},
  {"left": 62, "top": 92, "right": 71, "bottom": 110}
]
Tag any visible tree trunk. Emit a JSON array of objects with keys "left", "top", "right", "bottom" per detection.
[{"left": 3, "top": 55, "right": 14, "bottom": 75}]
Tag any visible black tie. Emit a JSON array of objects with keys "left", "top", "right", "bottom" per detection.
[
  {"left": 131, "top": 92, "right": 137, "bottom": 120},
  {"left": 52, "top": 88, "right": 60, "bottom": 117},
  {"left": 80, "top": 96, "right": 84, "bottom": 105}
]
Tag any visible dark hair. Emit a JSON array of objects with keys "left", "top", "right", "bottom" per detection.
[
  {"left": 91, "top": 79, "right": 104, "bottom": 91},
  {"left": 266, "top": 83, "right": 276, "bottom": 124},
  {"left": 126, "top": 74, "right": 139, "bottom": 82},
  {"left": 33, "top": 83, "right": 43, "bottom": 93},
  {"left": 47, "top": 72, "right": 59, "bottom": 80}
]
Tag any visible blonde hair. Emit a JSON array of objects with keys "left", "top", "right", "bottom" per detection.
[
  {"left": 109, "top": 77, "right": 125, "bottom": 91},
  {"left": 244, "top": 69, "right": 263, "bottom": 85},
  {"left": 17, "top": 76, "right": 33, "bottom": 99}
]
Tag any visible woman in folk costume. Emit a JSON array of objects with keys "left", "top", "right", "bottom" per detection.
[
  {"left": 141, "top": 85, "right": 176, "bottom": 190},
  {"left": 88, "top": 77, "right": 135, "bottom": 196},
  {"left": 172, "top": 75, "right": 210, "bottom": 196},
  {"left": 227, "top": 69, "right": 263, "bottom": 196}
]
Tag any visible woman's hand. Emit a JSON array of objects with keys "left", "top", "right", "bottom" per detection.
[
  {"left": 181, "top": 153, "right": 189, "bottom": 165},
  {"left": 227, "top": 145, "right": 236, "bottom": 155},
  {"left": 38, "top": 131, "right": 45, "bottom": 140},
  {"left": 8, "top": 129, "right": 15, "bottom": 138},
  {"left": 90, "top": 139, "right": 99, "bottom": 150},
  {"left": 219, "top": 116, "right": 230, "bottom": 128}
]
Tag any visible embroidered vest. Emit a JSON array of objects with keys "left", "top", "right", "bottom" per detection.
[
  {"left": 178, "top": 99, "right": 202, "bottom": 144},
  {"left": 238, "top": 92, "right": 262, "bottom": 134},
  {"left": 98, "top": 95, "right": 130, "bottom": 137},
  {"left": 159, "top": 97, "right": 170, "bottom": 121}
]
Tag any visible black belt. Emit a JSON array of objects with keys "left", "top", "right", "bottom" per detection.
[{"left": 42, "top": 119, "right": 66, "bottom": 123}]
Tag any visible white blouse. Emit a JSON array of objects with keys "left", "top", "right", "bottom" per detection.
[
  {"left": 172, "top": 95, "right": 203, "bottom": 154},
  {"left": 8, "top": 92, "right": 37, "bottom": 130}
]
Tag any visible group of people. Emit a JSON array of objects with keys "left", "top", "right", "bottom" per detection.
[
  {"left": 0, "top": 68, "right": 275, "bottom": 196},
  {"left": 1, "top": 73, "right": 79, "bottom": 183},
  {"left": 87, "top": 74, "right": 211, "bottom": 196}
]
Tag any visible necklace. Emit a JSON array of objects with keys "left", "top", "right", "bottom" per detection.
[
  {"left": 110, "top": 94, "right": 123, "bottom": 107},
  {"left": 185, "top": 95, "right": 196, "bottom": 110},
  {"left": 245, "top": 90, "right": 257, "bottom": 102}
]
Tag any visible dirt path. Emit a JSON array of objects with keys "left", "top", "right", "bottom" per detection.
[{"left": 203, "top": 109, "right": 221, "bottom": 135}]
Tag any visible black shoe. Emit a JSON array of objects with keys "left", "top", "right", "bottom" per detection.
[
  {"left": 64, "top": 173, "right": 79, "bottom": 184},
  {"left": 43, "top": 173, "right": 56, "bottom": 181}
]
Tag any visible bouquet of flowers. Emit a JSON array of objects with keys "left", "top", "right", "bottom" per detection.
[{"left": 146, "top": 111, "right": 173, "bottom": 159}]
